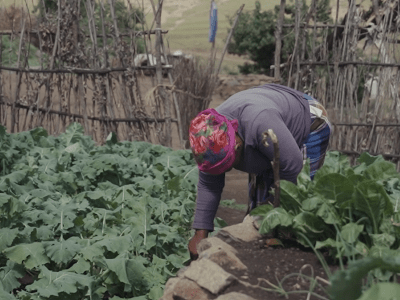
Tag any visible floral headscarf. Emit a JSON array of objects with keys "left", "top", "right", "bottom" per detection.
[{"left": 189, "top": 108, "right": 238, "bottom": 175}]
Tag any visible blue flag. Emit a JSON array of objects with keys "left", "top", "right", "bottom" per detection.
[{"left": 209, "top": 1, "right": 218, "bottom": 43}]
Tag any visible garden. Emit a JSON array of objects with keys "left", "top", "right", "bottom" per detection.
[{"left": 1, "top": 123, "right": 400, "bottom": 299}]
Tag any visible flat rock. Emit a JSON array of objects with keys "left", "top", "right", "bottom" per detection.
[
  {"left": 243, "top": 214, "right": 262, "bottom": 230},
  {"left": 197, "top": 237, "right": 238, "bottom": 255},
  {"left": 160, "top": 277, "right": 211, "bottom": 300},
  {"left": 217, "top": 216, "right": 261, "bottom": 242},
  {"left": 215, "top": 292, "right": 257, "bottom": 300},
  {"left": 159, "top": 277, "right": 179, "bottom": 300},
  {"left": 183, "top": 258, "right": 237, "bottom": 294},
  {"left": 199, "top": 246, "right": 247, "bottom": 271}
]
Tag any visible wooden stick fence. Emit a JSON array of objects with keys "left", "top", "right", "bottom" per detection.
[
  {"left": 0, "top": 1, "right": 216, "bottom": 147},
  {"left": 274, "top": 0, "right": 400, "bottom": 169}
]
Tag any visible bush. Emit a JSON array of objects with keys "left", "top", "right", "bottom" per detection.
[{"left": 227, "top": 0, "right": 332, "bottom": 75}]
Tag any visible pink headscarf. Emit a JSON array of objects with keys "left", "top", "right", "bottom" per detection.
[{"left": 189, "top": 109, "right": 239, "bottom": 175}]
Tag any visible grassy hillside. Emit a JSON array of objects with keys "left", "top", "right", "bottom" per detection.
[
  {"left": 161, "top": 1, "right": 277, "bottom": 53},
  {"left": 143, "top": 0, "right": 282, "bottom": 74},
  {"left": 2, "top": 0, "right": 36, "bottom": 10}
]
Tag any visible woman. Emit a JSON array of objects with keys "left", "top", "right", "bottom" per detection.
[{"left": 188, "top": 84, "right": 331, "bottom": 260}]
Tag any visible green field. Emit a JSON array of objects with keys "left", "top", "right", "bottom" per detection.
[{"left": 159, "top": 1, "right": 281, "bottom": 53}]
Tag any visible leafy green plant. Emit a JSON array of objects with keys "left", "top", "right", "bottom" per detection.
[
  {"left": 252, "top": 151, "right": 400, "bottom": 260},
  {"left": 330, "top": 255, "right": 400, "bottom": 300},
  {"left": 0, "top": 123, "right": 199, "bottom": 299}
]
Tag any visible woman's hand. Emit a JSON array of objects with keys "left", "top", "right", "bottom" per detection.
[{"left": 188, "top": 229, "right": 209, "bottom": 260}]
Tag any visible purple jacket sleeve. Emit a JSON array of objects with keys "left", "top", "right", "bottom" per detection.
[{"left": 192, "top": 171, "right": 225, "bottom": 231}]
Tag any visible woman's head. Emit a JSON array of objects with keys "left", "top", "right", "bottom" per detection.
[{"left": 189, "top": 109, "right": 238, "bottom": 175}]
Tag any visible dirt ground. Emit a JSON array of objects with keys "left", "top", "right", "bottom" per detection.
[{"left": 217, "top": 233, "right": 337, "bottom": 300}]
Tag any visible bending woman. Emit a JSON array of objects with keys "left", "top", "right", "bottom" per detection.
[{"left": 188, "top": 84, "right": 332, "bottom": 260}]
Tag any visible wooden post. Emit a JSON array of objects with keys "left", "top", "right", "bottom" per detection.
[
  {"left": 215, "top": 4, "right": 244, "bottom": 77},
  {"left": 159, "top": 37, "right": 185, "bottom": 148},
  {"left": 287, "top": 0, "right": 301, "bottom": 88},
  {"left": 99, "top": 0, "right": 116, "bottom": 139},
  {"left": 274, "top": 0, "right": 286, "bottom": 80},
  {"left": 0, "top": 33, "right": 3, "bottom": 126},
  {"left": 153, "top": 0, "right": 171, "bottom": 147},
  {"left": 11, "top": 18, "right": 26, "bottom": 133}
]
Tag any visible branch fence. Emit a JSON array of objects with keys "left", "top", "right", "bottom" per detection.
[
  {"left": 274, "top": 0, "right": 400, "bottom": 169},
  {"left": 0, "top": 0, "right": 217, "bottom": 148}
]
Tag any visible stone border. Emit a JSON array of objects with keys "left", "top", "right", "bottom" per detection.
[{"left": 159, "top": 215, "right": 262, "bottom": 300}]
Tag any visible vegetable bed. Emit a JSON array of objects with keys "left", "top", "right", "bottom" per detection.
[
  {"left": 250, "top": 151, "right": 400, "bottom": 299},
  {"left": 0, "top": 124, "right": 198, "bottom": 300}
]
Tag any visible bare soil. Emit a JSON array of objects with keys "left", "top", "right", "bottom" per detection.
[{"left": 217, "top": 233, "right": 337, "bottom": 300}]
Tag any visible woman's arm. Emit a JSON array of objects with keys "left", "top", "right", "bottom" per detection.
[
  {"left": 189, "top": 171, "right": 225, "bottom": 260},
  {"left": 192, "top": 171, "right": 225, "bottom": 231}
]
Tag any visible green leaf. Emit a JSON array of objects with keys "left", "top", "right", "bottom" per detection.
[
  {"left": 279, "top": 180, "right": 303, "bottom": 214},
  {"left": 314, "top": 173, "right": 354, "bottom": 207},
  {"left": 96, "top": 235, "right": 132, "bottom": 254},
  {"left": 104, "top": 255, "right": 148, "bottom": 293},
  {"left": 0, "top": 261, "right": 25, "bottom": 293},
  {"left": 0, "top": 287, "right": 17, "bottom": 300},
  {"left": 44, "top": 238, "right": 82, "bottom": 264},
  {"left": 61, "top": 123, "right": 84, "bottom": 146},
  {"left": 329, "top": 256, "right": 400, "bottom": 300},
  {"left": 340, "top": 223, "right": 364, "bottom": 243},
  {"left": 315, "top": 151, "right": 352, "bottom": 178},
  {"left": 358, "top": 282, "right": 400, "bottom": 300},
  {"left": 353, "top": 181, "right": 393, "bottom": 233},
  {"left": 29, "top": 127, "right": 48, "bottom": 143},
  {"left": 357, "top": 152, "right": 385, "bottom": 166},
  {"left": 80, "top": 244, "right": 104, "bottom": 261},
  {"left": 35, "top": 225, "right": 55, "bottom": 240},
  {"left": 297, "top": 159, "right": 311, "bottom": 189},
  {"left": 3, "top": 242, "right": 50, "bottom": 269},
  {"left": 106, "top": 132, "right": 118, "bottom": 145},
  {"left": 347, "top": 174, "right": 367, "bottom": 187},
  {"left": 316, "top": 202, "right": 341, "bottom": 224},
  {"left": 250, "top": 203, "right": 274, "bottom": 216},
  {"left": 64, "top": 142, "right": 82, "bottom": 153},
  {"left": 0, "top": 228, "right": 18, "bottom": 252},
  {"left": 181, "top": 167, "right": 198, "bottom": 192},
  {"left": 301, "top": 196, "right": 324, "bottom": 212},
  {"left": 26, "top": 266, "right": 93, "bottom": 297},
  {"left": 67, "top": 257, "right": 91, "bottom": 274},
  {"left": 370, "top": 233, "right": 396, "bottom": 248},
  {"left": 364, "top": 160, "right": 400, "bottom": 182},
  {"left": 315, "top": 238, "right": 338, "bottom": 249},
  {"left": 293, "top": 212, "right": 326, "bottom": 233},
  {"left": 259, "top": 208, "right": 293, "bottom": 234},
  {"left": 369, "top": 246, "right": 398, "bottom": 258},
  {"left": 148, "top": 285, "right": 164, "bottom": 300},
  {"left": 166, "top": 175, "right": 181, "bottom": 195},
  {"left": 126, "top": 196, "right": 152, "bottom": 246}
]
